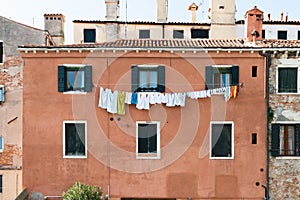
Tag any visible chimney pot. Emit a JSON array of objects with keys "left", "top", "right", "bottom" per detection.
[
  {"left": 268, "top": 13, "right": 271, "bottom": 21},
  {"left": 286, "top": 15, "right": 288, "bottom": 22},
  {"left": 280, "top": 12, "right": 284, "bottom": 21}
]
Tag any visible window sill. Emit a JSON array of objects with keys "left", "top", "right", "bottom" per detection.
[
  {"left": 63, "top": 155, "right": 87, "bottom": 159},
  {"left": 63, "top": 91, "right": 87, "bottom": 95},
  {"left": 275, "top": 156, "right": 300, "bottom": 160},
  {"left": 136, "top": 153, "right": 160, "bottom": 160},
  {"left": 210, "top": 156, "right": 234, "bottom": 160}
]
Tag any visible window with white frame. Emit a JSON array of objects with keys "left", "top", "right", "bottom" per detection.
[
  {"left": 205, "top": 65, "right": 239, "bottom": 89},
  {"left": 210, "top": 122, "right": 234, "bottom": 159},
  {"left": 0, "top": 41, "right": 3, "bottom": 64},
  {"left": 136, "top": 121, "right": 160, "bottom": 159},
  {"left": 277, "top": 67, "right": 298, "bottom": 93},
  {"left": 271, "top": 123, "right": 300, "bottom": 156},
  {"left": 0, "top": 136, "right": 3, "bottom": 152},
  {"left": 58, "top": 65, "right": 92, "bottom": 93},
  {"left": 63, "top": 121, "right": 87, "bottom": 158}
]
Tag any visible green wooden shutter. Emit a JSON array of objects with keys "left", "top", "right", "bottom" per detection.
[
  {"left": 205, "top": 66, "right": 213, "bottom": 90},
  {"left": 58, "top": 65, "right": 66, "bottom": 92},
  {"left": 271, "top": 124, "right": 280, "bottom": 156},
  {"left": 131, "top": 66, "right": 139, "bottom": 92},
  {"left": 84, "top": 65, "right": 92, "bottom": 92},
  {"left": 157, "top": 66, "right": 165, "bottom": 92},
  {"left": 231, "top": 65, "right": 239, "bottom": 86},
  {"left": 296, "top": 124, "right": 300, "bottom": 156}
]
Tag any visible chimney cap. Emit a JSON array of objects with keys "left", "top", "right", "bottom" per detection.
[
  {"left": 188, "top": 2, "right": 199, "bottom": 11},
  {"left": 251, "top": 29, "right": 260, "bottom": 37}
]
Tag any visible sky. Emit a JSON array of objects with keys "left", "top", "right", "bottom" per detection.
[{"left": 1, "top": 0, "right": 299, "bottom": 44}]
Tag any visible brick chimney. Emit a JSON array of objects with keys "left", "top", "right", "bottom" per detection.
[
  {"left": 244, "top": 6, "right": 264, "bottom": 42},
  {"left": 105, "top": 0, "right": 119, "bottom": 21},
  {"left": 157, "top": 0, "right": 168, "bottom": 23},
  {"left": 188, "top": 3, "right": 199, "bottom": 23},
  {"left": 44, "top": 14, "right": 65, "bottom": 45}
]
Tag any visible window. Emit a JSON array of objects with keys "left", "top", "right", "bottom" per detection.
[
  {"left": 58, "top": 65, "right": 92, "bottom": 93},
  {"left": 173, "top": 30, "right": 184, "bottom": 39},
  {"left": 191, "top": 29, "right": 209, "bottom": 39},
  {"left": 131, "top": 65, "right": 165, "bottom": 92},
  {"left": 262, "top": 30, "right": 265, "bottom": 39},
  {"left": 210, "top": 122, "right": 234, "bottom": 159},
  {"left": 0, "top": 136, "right": 3, "bottom": 152},
  {"left": 298, "top": 31, "right": 300, "bottom": 40},
  {"left": 63, "top": 121, "right": 87, "bottom": 158},
  {"left": 139, "top": 30, "right": 150, "bottom": 39},
  {"left": 277, "top": 67, "right": 298, "bottom": 93},
  {"left": 0, "top": 41, "right": 3, "bottom": 63},
  {"left": 136, "top": 121, "right": 160, "bottom": 159},
  {"left": 278, "top": 30, "right": 287, "bottom": 40},
  {"left": 205, "top": 65, "right": 239, "bottom": 89},
  {"left": 252, "top": 66, "right": 257, "bottom": 77},
  {"left": 271, "top": 124, "right": 300, "bottom": 156},
  {"left": 83, "top": 29, "right": 96, "bottom": 43},
  {"left": 0, "top": 175, "right": 2, "bottom": 193},
  {"left": 0, "top": 85, "right": 4, "bottom": 103}
]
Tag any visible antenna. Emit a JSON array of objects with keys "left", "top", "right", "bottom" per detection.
[{"left": 125, "top": 0, "right": 128, "bottom": 38}]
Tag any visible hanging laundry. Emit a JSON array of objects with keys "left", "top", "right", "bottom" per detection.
[
  {"left": 117, "top": 91, "right": 126, "bottom": 115},
  {"left": 131, "top": 93, "right": 138, "bottom": 104},
  {"left": 224, "top": 86, "right": 231, "bottom": 102},
  {"left": 161, "top": 93, "right": 168, "bottom": 104},
  {"left": 149, "top": 92, "right": 156, "bottom": 104},
  {"left": 125, "top": 92, "right": 132, "bottom": 104},
  {"left": 107, "top": 90, "right": 118, "bottom": 114},
  {"left": 233, "top": 85, "right": 239, "bottom": 98},
  {"left": 136, "top": 93, "right": 150, "bottom": 110},
  {"left": 166, "top": 93, "right": 175, "bottom": 107},
  {"left": 174, "top": 93, "right": 186, "bottom": 107},
  {"left": 155, "top": 92, "right": 162, "bottom": 104},
  {"left": 98, "top": 87, "right": 108, "bottom": 109}
]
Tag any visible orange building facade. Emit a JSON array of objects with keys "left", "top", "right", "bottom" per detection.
[{"left": 20, "top": 40, "right": 267, "bottom": 200}]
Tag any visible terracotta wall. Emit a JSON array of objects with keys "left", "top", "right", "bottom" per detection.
[{"left": 21, "top": 50, "right": 266, "bottom": 199}]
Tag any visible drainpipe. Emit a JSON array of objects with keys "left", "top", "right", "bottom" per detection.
[
  {"left": 162, "top": 24, "right": 165, "bottom": 39},
  {"left": 259, "top": 50, "right": 271, "bottom": 200}
]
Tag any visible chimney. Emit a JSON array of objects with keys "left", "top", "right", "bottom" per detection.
[
  {"left": 286, "top": 14, "right": 288, "bottom": 22},
  {"left": 244, "top": 6, "right": 264, "bottom": 42},
  {"left": 157, "top": 0, "right": 168, "bottom": 23},
  {"left": 251, "top": 29, "right": 259, "bottom": 43},
  {"left": 105, "top": 0, "right": 120, "bottom": 21},
  {"left": 44, "top": 14, "right": 65, "bottom": 45},
  {"left": 280, "top": 12, "right": 284, "bottom": 21},
  {"left": 268, "top": 13, "right": 271, "bottom": 21},
  {"left": 188, "top": 3, "right": 199, "bottom": 23}
]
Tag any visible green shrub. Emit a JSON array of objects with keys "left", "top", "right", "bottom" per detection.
[{"left": 62, "top": 182, "right": 102, "bottom": 200}]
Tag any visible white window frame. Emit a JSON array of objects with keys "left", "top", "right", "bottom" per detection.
[
  {"left": 61, "top": 64, "right": 88, "bottom": 95},
  {"left": 136, "top": 121, "right": 160, "bottom": 159},
  {"left": 276, "top": 65, "right": 300, "bottom": 94},
  {"left": 63, "top": 120, "right": 87, "bottom": 159},
  {"left": 210, "top": 121, "right": 234, "bottom": 160}
]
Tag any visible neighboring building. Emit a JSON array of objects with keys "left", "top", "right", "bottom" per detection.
[
  {"left": 0, "top": 15, "right": 56, "bottom": 199},
  {"left": 268, "top": 48, "right": 300, "bottom": 199},
  {"left": 20, "top": 38, "right": 267, "bottom": 199}
]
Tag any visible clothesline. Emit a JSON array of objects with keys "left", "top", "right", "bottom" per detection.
[{"left": 98, "top": 85, "right": 239, "bottom": 115}]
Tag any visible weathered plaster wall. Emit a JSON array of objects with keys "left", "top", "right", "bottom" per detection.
[{"left": 269, "top": 53, "right": 300, "bottom": 200}]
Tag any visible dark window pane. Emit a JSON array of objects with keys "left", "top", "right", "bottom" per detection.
[
  {"left": 278, "top": 31, "right": 287, "bottom": 40},
  {"left": 262, "top": 30, "right": 265, "bottom": 39},
  {"left": 278, "top": 68, "right": 297, "bottom": 93},
  {"left": 252, "top": 66, "right": 257, "bottom": 77},
  {"left": 139, "top": 30, "right": 150, "bottom": 39},
  {"left": 65, "top": 123, "right": 85, "bottom": 156},
  {"left": 211, "top": 124, "right": 232, "bottom": 157},
  {"left": 84, "top": 29, "right": 96, "bottom": 43},
  {"left": 279, "top": 125, "right": 296, "bottom": 156},
  {"left": 173, "top": 30, "right": 184, "bottom": 39},
  {"left": 0, "top": 175, "right": 2, "bottom": 193},
  {"left": 138, "top": 123, "right": 157, "bottom": 153},
  {"left": 212, "top": 68, "right": 232, "bottom": 88},
  {"left": 66, "top": 68, "right": 85, "bottom": 91},
  {"left": 135, "top": 67, "right": 164, "bottom": 92},
  {"left": 191, "top": 29, "right": 209, "bottom": 39},
  {"left": 298, "top": 31, "right": 300, "bottom": 40},
  {"left": 0, "top": 42, "right": 3, "bottom": 63}
]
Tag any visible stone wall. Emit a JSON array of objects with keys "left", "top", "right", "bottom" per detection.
[{"left": 268, "top": 52, "right": 300, "bottom": 199}]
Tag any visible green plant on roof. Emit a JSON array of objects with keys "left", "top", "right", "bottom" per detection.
[{"left": 62, "top": 181, "right": 102, "bottom": 200}]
